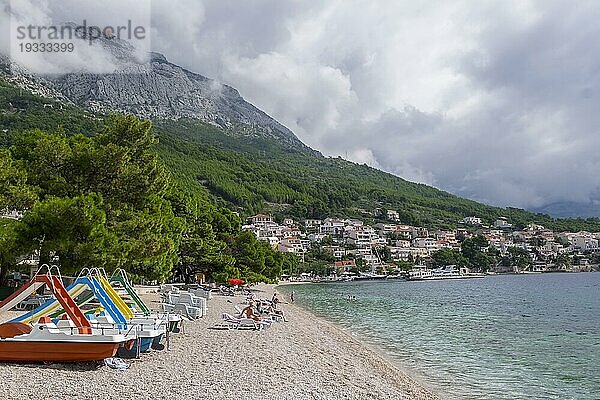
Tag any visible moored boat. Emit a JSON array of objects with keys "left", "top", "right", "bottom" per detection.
[
  {"left": 406, "top": 265, "right": 486, "bottom": 281},
  {"left": 0, "top": 318, "right": 127, "bottom": 362},
  {"left": 12, "top": 270, "right": 168, "bottom": 357},
  {"left": 0, "top": 266, "right": 131, "bottom": 362},
  {"left": 88, "top": 314, "right": 165, "bottom": 356},
  {"left": 353, "top": 272, "right": 388, "bottom": 281}
]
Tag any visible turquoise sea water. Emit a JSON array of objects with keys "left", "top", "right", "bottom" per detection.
[{"left": 279, "top": 273, "right": 600, "bottom": 399}]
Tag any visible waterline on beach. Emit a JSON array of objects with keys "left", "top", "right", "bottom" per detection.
[
  {"left": 0, "top": 284, "right": 437, "bottom": 400},
  {"left": 279, "top": 273, "right": 600, "bottom": 400}
]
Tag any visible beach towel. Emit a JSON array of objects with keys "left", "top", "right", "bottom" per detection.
[{"left": 104, "top": 357, "right": 129, "bottom": 370}]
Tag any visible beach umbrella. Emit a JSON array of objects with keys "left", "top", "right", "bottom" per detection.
[{"left": 228, "top": 278, "right": 245, "bottom": 286}]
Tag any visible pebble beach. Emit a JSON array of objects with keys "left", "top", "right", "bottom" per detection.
[{"left": 0, "top": 284, "right": 439, "bottom": 400}]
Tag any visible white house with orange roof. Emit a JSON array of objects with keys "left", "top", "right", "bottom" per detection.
[{"left": 248, "top": 214, "right": 274, "bottom": 227}]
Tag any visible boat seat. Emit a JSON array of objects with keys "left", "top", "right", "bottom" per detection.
[
  {"left": 96, "top": 315, "right": 117, "bottom": 325},
  {"left": 34, "top": 316, "right": 61, "bottom": 332},
  {"left": 0, "top": 322, "right": 32, "bottom": 339},
  {"left": 56, "top": 316, "right": 77, "bottom": 329}
]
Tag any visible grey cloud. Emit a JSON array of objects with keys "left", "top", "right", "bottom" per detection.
[
  {"left": 149, "top": 0, "right": 600, "bottom": 211},
  {"left": 1, "top": 0, "right": 152, "bottom": 74},
  {"left": 22, "top": 1, "right": 600, "bottom": 212}
]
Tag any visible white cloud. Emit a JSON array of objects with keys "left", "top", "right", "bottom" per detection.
[
  {"left": 2, "top": 0, "right": 151, "bottom": 74},
  {"left": 149, "top": 0, "right": 597, "bottom": 211},
  {"left": 6, "top": 0, "right": 600, "bottom": 212},
  {"left": 223, "top": 51, "right": 358, "bottom": 149}
]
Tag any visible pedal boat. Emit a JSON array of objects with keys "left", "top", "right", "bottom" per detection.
[
  {"left": 81, "top": 314, "right": 165, "bottom": 357},
  {"left": 0, "top": 318, "right": 127, "bottom": 362}
]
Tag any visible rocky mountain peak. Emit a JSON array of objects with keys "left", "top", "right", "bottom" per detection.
[
  {"left": 1, "top": 42, "right": 314, "bottom": 152},
  {"left": 47, "top": 52, "right": 309, "bottom": 150}
]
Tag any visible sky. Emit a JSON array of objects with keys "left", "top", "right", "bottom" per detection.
[{"left": 3, "top": 1, "right": 600, "bottom": 213}]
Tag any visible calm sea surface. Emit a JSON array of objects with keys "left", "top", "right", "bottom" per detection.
[{"left": 279, "top": 273, "right": 600, "bottom": 399}]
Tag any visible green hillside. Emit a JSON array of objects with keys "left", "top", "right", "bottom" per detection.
[
  {"left": 152, "top": 119, "right": 600, "bottom": 231},
  {"left": 2, "top": 76, "right": 600, "bottom": 232}
]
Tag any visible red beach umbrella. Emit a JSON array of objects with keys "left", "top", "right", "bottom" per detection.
[{"left": 228, "top": 278, "right": 245, "bottom": 286}]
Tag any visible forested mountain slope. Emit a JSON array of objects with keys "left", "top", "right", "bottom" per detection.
[{"left": 1, "top": 69, "right": 599, "bottom": 232}]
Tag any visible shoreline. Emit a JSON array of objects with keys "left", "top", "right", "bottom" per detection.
[
  {"left": 274, "top": 283, "right": 441, "bottom": 398},
  {"left": 0, "top": 283, "right": 438, "bottom": 400}
]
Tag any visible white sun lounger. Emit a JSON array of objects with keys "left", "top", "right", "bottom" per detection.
[
  {"left": 174, "top": 303, "right": 202, "bottom": 319},
  {"left": 235, "top": 304, "right": 280, "bottom": 323},
  {"left": 178, "top": 293, "right": 206, "bottom": 310},
  {"left": 160, "top": 301, "right": 202, "bottom": 319},
  {"left": 160, "top": 303, "right": 175, "bottom": 313},
  {"left": 159, "top": 284, "right": 180, "bottom": 294},
  {"left": 190, "top": 288, "right": 212, "bottom": 300},
  {"left": 166, "top": 292, "right": 206, "bottom": 317},
  {"left": 219, "top": 313, "right": 270, "bottom": 330}
]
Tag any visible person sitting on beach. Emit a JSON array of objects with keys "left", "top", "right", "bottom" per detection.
[
  {"left": 241, "top": 303, "right": 262, "bottom": 321},
  {"left": 268, "top": 304, "right": 287, "bottom": 322},
  {"left": 256, "top": 300, "right": 267, "bottom": 313}
]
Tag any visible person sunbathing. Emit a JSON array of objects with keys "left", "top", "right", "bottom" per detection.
[
  {"left": 241, "top": 303, "right": 262, "bottom": 321},
  {"left": 271, "top": 293, "right": 280, "bottom": 306},
  {"left": 267, "top": 304, "right": 287, "bottom": 322},
  {"left": 254, "top": 298, "right": 287, "bottom": 322},
  {"left": 257, "top": 300, "right": 273, "bottom": 314}
]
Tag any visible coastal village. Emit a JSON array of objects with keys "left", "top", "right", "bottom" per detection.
[
  {"left": 2, "top": 208, "right": 599, "bottom": 279},
  {"left": 242, "top": 211, "right": 600, "bottom": 278}
]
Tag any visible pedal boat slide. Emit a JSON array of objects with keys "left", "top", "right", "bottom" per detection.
[{"left": 0, "top": 267, "right": 128, "bottom": 362}]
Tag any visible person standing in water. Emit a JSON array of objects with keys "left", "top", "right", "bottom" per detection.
[{"left": 290, "top": 290, "right": 295, "bottom": 303}]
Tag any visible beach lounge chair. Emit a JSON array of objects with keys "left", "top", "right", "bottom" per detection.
[
  {"left": 190, "top": 288, "right": 212, "bottom": 301},
  {"left": 159, "top": 284, "right": 180, "bottom": 294},
  {"left": 165, "top": 292, "right": 206, "bottom": 317},
  {"left": 160, "top": 303, "right": 175, "bottom": 313},
  {"left": 173, "top": 303, "right": 202, "bottom": 319},
  {"left": 167, "top": 293, "right": 180, "bottom": 304},
  {"left": 219, "top": 313, "right": 264, "bottom": 330},
  {"left": 190, "top": 295, "right": 207, "bottom": 315},
  {"left": 237, "top": 303, "right": 282, "bottom": 323},
  {"left": 233, "top": 305, "right": 274, "bottom": 327},
  {"left": 160, "top": 300, "right": 201, "bottom": 319},
  {"left": 267, "top": 312, "right": 284, "bottom": 322},
  {"left": 218, "top": 286, "right": 235, "bottom": 296},
  {"left": 178, "top": 292, "right": 205, "bottom": 308}
]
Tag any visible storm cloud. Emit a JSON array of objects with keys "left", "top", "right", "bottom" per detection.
[
  {"left": 145, "top": 0, "right": 600, "bottom": 212},
  {"left": 9, "top": 1, "right": 600, "bottom": 213}
]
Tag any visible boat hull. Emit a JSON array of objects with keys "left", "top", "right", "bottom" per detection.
[
  {"left": 407, "top": 275, "right": 486, "bottom": 281},
  {"left": 151, "top": 333, "right": 164, "bottom": 350},
  {"left": 0, "top": 341, "right": 120, "bottom": 362}
]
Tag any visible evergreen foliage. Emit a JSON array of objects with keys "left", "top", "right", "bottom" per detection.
[{"left": 1, "top": 76, "right": 600, "bottom": 284}]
